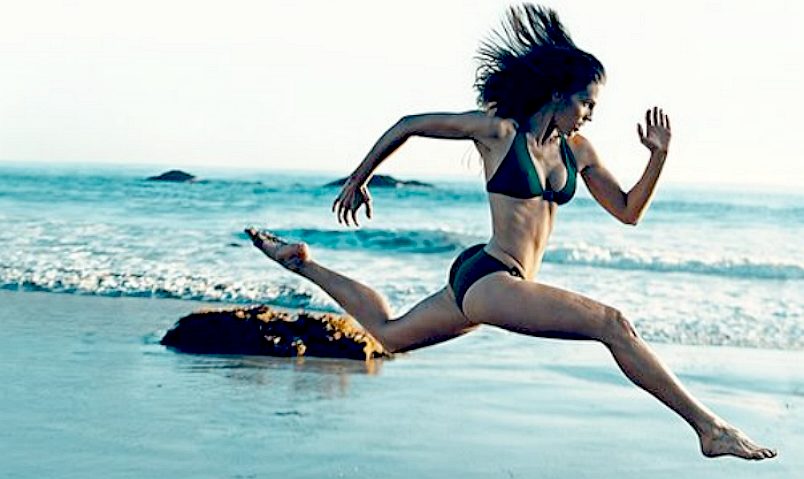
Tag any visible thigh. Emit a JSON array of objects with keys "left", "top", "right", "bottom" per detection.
[
  {"left": 383, "top": 287, "right": 479, "bottom": 352},
  {"left": 462, "top": 274, "right": 615, "bottom": 341}
]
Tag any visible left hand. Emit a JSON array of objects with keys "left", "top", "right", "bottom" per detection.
[{"left": 637, "top": 107, "right": 671, "bottom": 153}]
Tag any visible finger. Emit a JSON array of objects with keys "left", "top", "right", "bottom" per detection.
[
  {"left": 637, "top": 123, "right": 644, "bottom": 140},
  {"left": 362, "top": 188, "right": 373, "bottom": 219},
  {"left": 348, "top": 199, "right": 358, "bottom": 226},
  {"left": 365, "top": 198, "right": 373, "bottom": 219},
  {"left": 338, "top": 203, "right": 348, "bottom": 226},
  {"left": 343, "top": 207, "right": 351, "bottom": 227},
  {"left": 343, "top": 200, "right": 355, "bottom": 226},
  {"left": 645, "top": 109, "right": 651, "bottom": 127},
  {"left": 653, "top": 106, "right": 659, "bottom": 126},
  {"left": 665, "top": 114, "right": 671, "bottom": 130}
]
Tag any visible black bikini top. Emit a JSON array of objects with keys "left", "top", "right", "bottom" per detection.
[{"left": 486, "top": 131, "right": 578, "bottom": 205}]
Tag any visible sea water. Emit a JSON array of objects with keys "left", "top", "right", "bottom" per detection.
[{"left": 0, "top": 163, "right": 801, "bottom": 350}]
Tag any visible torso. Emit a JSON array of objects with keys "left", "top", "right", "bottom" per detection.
[{"left": 474, "top": 118, "right": 585, "bottom": 280}]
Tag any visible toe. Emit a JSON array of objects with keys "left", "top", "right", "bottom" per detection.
[{"left": 261, "top": 230, "right": 288, "bottom": 245}]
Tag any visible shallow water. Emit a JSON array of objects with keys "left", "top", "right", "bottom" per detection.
[{"left": 0, "top": 163, "right": 801, "bottom": 349}]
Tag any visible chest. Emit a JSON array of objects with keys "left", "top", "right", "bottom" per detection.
[
  {"left": 523, "top": 137, "right": 572, "bottom": 192},
  {"left": 486, "top": 133, "right": 575, "bottom": 193}
]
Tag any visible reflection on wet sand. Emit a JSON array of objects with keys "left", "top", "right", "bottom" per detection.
[{"left": 175, "top": 353, "right": 387, "bottom": 398}]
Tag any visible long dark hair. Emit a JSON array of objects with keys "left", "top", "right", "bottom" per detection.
[{"left": 475, "top": 4, "right": 605, "bottom": 125}]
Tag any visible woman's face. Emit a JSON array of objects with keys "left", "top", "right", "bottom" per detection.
[{"left": 553, "top": 82, "right": 601, "bottom": 135}]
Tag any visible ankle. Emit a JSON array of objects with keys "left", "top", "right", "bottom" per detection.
[
  {"left": 295, "top": 259, "right": 318, "bottom": 277},
  {"left": 695, "top": 417, "right": 727, "bottom": 438}
]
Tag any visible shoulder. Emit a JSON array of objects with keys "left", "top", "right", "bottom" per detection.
[
  {"left": 453, "top": 110, "right": 518, "bottom": 140},
  {"left": 566, "top": 133, "right": 601, "bottom": 171}
]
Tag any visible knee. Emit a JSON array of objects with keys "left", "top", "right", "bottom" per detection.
[
  {"left": 371, "top": 325, "right": 403, "bottom": 354},
  {"left": 380, "top": 336, "right": 406, "bottom": 355},
  {"left": 601, "top": 307, "right": 639, "bottom": 347}
]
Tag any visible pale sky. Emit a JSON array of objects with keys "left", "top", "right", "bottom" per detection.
[{"left": 1, "top": 0, "right": 802, "bottom": 188}]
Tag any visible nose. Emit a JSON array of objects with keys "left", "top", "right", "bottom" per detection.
[{"left": 583, "top": 106, "right": 594, "bottom": 122}]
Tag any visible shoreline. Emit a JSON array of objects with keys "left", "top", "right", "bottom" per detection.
[{"left": 1, "top": 289, "right": 801, "bottom": 478}]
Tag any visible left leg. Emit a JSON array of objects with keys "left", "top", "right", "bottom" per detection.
[{"left": 463, "top": 274, "right": 777, "bottom": 460}]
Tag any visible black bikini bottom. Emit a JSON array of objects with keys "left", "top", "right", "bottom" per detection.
[{"left": 448, "top": 243, "right": 523, "bottom": 313}]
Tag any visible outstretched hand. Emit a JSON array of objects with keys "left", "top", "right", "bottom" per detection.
[
  {"left": 637, "top": 107, "right": 671, "bottom": 153},
  {"left": 332, "top": 177, "right": 373, "bottom": 227}
]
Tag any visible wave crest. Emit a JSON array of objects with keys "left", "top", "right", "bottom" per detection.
[
  {"left": 246, "top": 228, "right": 804, "bottom": 280},
  {"left": 262, "top": 228, "right": 471, "bottom": 254},
  {"left": 0, "top": 265, "right": 336, "bottom": 311},
  {"left": 545, "top": 244, "right": 804, "bottom": 280}
]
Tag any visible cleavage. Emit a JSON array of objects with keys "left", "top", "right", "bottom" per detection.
[{"left": 524, "top": 135, "right": 568, "bottom": 192}]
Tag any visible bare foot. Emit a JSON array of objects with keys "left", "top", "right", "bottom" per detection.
[
  {"left": 245, "top": 228, "right": 310, "bottom": 272},
  {"left": 699, "top": 422, "right": 777, "bottom": 460}
]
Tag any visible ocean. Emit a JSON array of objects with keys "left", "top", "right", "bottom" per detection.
[
  {"left": 0, "top": 163, "right": 802, "bottom": 350},
  {"left": 2, "top": 162, "right": 803, "bottom": 478}
]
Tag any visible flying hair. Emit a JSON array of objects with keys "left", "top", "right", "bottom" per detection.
[{"left": 475, "top": 4, "right": 605, "bottom": 125}]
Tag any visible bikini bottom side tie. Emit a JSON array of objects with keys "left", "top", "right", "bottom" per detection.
[{"left": 448, "top": 243, "right": 523, "bottom": 313}]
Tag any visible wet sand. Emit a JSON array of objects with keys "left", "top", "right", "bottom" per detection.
[{"left": 0, "top": 289, "right": 800, "bottom": 478}]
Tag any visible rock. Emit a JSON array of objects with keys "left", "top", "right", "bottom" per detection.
[
  {"left": 160, "top": 305, "right": 392, "bottom": 361},
  {"left": 147, "top": 170, "right": 197, "bottom": 182},
  {"left": 324, "top": 174, "right": 433, "bottom": 188}
]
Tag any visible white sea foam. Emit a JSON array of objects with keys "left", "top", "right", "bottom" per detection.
[{"left": 544, "top": 243, "right": 804, "bottom": 280}]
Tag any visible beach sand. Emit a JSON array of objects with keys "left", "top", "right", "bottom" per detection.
[{"left": 1, "top": 289, "right": 800, "bottom": 478}]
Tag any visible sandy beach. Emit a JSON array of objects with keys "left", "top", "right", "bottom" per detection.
[{"left": 1, "top": 289, "right": 800, "bottom": 478}]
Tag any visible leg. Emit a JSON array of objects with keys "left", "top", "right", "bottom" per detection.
[
  {"left": 463, "top": 274, "right": 777, "bottom": 460},
  {"left": 245, "top": 228, "right": 477, "bottom": 353}
]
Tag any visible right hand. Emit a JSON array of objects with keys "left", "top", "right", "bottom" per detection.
[{"left": 332, "top": 177, "right": 373, "bottom": 226}]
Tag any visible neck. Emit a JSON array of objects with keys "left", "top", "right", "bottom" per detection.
[{"left": 525, "top": 104, "right": 561, "bottom": 146}]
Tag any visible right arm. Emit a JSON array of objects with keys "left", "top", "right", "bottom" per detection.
[
  {"left": 333, "top": 111, "right": 512, "bottom": 225},
  {"left": 349, "top": 111, "right": 510, "bottom": 184}
]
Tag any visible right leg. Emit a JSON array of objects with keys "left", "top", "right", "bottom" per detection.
[
  {"left": 463, "top": 273, "right": 777, "bottom": 461},
  {"left": 245, "top": 229, "right": 478, "bottom": 353}
]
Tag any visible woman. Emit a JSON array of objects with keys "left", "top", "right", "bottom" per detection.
[{"left": 246, "top": 4, "right": 775, "bottom": 460}]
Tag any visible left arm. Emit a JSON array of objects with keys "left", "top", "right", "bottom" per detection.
[{"left": 578, "top": 107, "right": 671, "bottom": 225}]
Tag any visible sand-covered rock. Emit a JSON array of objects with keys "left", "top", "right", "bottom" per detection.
[{"left": 160, "top": 305, "right": 391, "bottom": 360}]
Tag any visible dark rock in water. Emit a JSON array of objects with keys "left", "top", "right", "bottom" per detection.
[
  {"left": 160, "top": 305, "right": 392, "bottom": 360},
  {"left": 324, "top": 174, "right": 433, "bottom": 188},
  {"left": 147, "top": 170, "right": 197, "bottom": 182}
]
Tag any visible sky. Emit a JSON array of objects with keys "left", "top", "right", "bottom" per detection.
[{"left": 0, "top": 0, "right": 802, "bottom": 188}]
